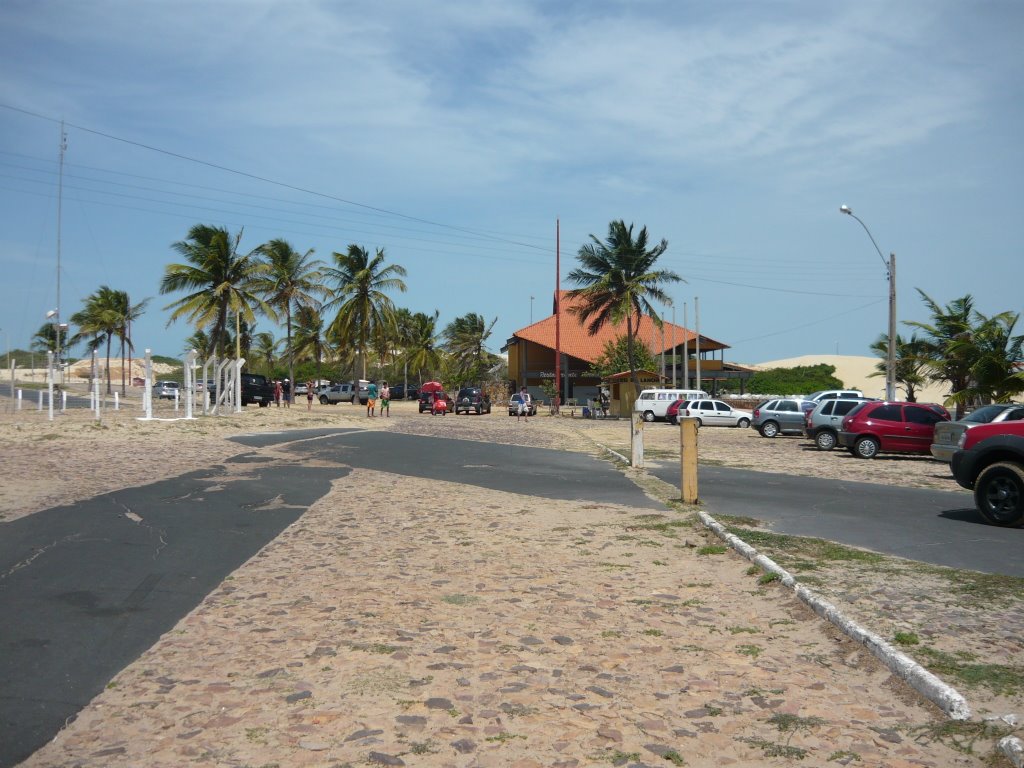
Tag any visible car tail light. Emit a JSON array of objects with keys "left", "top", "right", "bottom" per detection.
[
  {"left": 753, "top": 408, "right": 760, "bottom": 417},
  {"left": 805, "top": 413, "right": 813, "bottom": 427},
  {"left": 957, "top": 431, "right": 968, "bottom": 449}
]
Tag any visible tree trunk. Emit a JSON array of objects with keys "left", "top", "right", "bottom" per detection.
[
  {"left": 626, "top": 313, "right": 641, "bottom": 393},
  {"left": 105, "top": 335, "right": 113, "bottom": 395},
  {"left": 286, "top": 307, "right": 294, "bottom": 404}
]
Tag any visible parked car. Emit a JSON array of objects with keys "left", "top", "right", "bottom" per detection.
[
  {"left": 951, "top": 420, "right": 1024, "bottom": 527},
  {"left": 155, "top": 381, "right": 180, "bottom": 400},
  {"left": 293, "top": 382, "right": 308, "bottom": 396},
  {"left": 930, "top": 403, "right": 1024, "bottom": 463},
  {"left": 805, "top": 397, "right": 875, "bottom": 451},
  {"left": 319, "top": 383, "right": 358, "bottom": 404},
  {"left": 750, "top": 398, "right": 816, "bottom": 438},
  {"left": 508, "top": 393, "right": 537, "bottom": 416},
  {"left": 454, "top": 387, "right": 491, "bottom": 415},
  {"left": 837, "top": 401, "right": 950, "bottom": 459},
  {"left": 240, "top": 373, "right": 275, "bottom": 407},
  {"left": 419, "top": 391, "right": 454, "bottom": 413},
  {"left": 634, "top": 388, "right": 709, "bottom": 422},
  {"left": 390, "top": 384, "right": 418, "bottom": 400},
  {"left": 806, "top": 389, "right": 864, "bottom": 403},
  {"left": 666, "top": 399, "right": 691, "bottom": 425},
  {"left": 673, "top": 398, "right": 752, "bottom": 428}
]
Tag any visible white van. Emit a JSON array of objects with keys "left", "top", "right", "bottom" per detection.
[{"left": 634, "top": 388, "right": 709, "bottom": 422}]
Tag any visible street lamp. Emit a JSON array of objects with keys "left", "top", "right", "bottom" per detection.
[{"left": 839, "top": 205, "right": 897, "bottom": 401}]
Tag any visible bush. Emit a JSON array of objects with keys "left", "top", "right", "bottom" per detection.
[{"left": 746, "top": 364, "right": 844, "bottom": 396}]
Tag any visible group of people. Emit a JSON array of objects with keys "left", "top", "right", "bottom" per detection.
[
  {"left": 365, "top": 380, "right": 391, "bottom": 417},
  {"left": 272, "top": 379, "right": 290, "bottom": 408}
]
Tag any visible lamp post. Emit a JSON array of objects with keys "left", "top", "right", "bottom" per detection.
[{"left": 839, "top": 205, "right": 897, "bottom": 401}]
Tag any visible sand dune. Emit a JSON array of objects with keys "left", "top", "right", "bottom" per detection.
[{"left": 745, "top": 353, "right": 951, "bottom": 403}]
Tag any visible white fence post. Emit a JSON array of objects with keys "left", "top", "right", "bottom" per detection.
[
  {"left": 17, "top": 389, "right": 22, "bottom": 410},
  {"left": 234, "top": 358, "right": 246, "bottom": 413},
  {"left": 183, "top": 349, "right": 197, "bottom": 419},
  {"left": 114, "top": 392, "right": 119, "bottom": 411},
  {"left": 144, "top": 349, "right": 153, "bottom": 420},
  {"left": 47, "top": 351, "right": 54, "bottom": 421}
]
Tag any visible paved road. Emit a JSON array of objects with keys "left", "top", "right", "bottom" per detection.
[
  {"left": 0, "top": 430, "right": 656, "bottom": 768},
  {"left": 647, "top": 461, "right": 1024, "bottom": 577}
]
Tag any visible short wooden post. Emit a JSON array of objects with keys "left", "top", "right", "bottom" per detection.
[
  {"left": 680, "top": 417, "right": 698, "bottom": 503},
  {"left": 631, "top": 411, "right": 645, "bottom": 467}
]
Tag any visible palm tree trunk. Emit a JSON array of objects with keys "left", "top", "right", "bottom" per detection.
[
  {"left": 120, "top": 335, "right": 126, "bottom": 396},
  {"left": 287, "top": 308, "right": 294, "bottom": 404},
  {"left": 105, "top": 335, "right": 113, "bottom": 395},
  {"left": 626, "top": 314, "right": 641, "bottom": 393}
]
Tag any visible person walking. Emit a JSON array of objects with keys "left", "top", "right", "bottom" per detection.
[
  {"left": 306, "top": 380, "right": 314, "bottom": 411},
  {"left": 366, "top": 380, "right": 378, "bottom": 417},
  {"left": 379, "top": 381, "right": 391, "bottom": 417},
  {"left": 517, "top": 386, "right": 532, "bottom": 422}
]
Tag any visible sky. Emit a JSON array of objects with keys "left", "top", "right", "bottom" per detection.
[{"left": 1, "top": 0, "right": 1022, "bottom": 367}]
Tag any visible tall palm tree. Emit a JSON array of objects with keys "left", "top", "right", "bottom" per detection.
[
  {"left": 255, "top": 239, "right": 325, "bottom": 402},
  {"left": 160, "top": 224, "right": 271, "bottom": 361},
  {"left": 291, "top": 305, "right": 335, "bottom": 384},
  {"left": 109, "top": 290, "right": 149, "bottom": 395},
  {"left": 323, "top": 245, "right": 407, "bottom": 379},
  {"left": 906, "top": 291, "right": 979, "bottom": 419},
  {"left": 404, "top": 311, "right": 442, "bottom": 383},
  {"left": 566, "top": 220, "right": 682, "bottom": 392},
  {"left": 69, "top": 286, "right": 123, "bottom": 394},
  {"left": 443, "top": 312, "right": 498, "bottom": 386},
  {"left": 949, "top": 310, "right": 1024, "bottom": 406},
  {"left": 869, "top": 333, "right": 927, "bottom": 402}
]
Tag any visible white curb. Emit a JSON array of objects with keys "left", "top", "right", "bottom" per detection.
[{"left": 1000, "top": 734, "right": 1023, "bottom": 767}]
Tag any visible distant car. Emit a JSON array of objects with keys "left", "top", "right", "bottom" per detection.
[
  {"left": 674, "top": 399, "right": 751, "bottom": 428},
  {"left": 666, "top": 399, "right": 691, "bottom": 425},
  {"left": 837, "top": 400, "right": 950, "bottom": 458},
  {"left": 805, "top": 389, "right": 865, "bottom": 403},
  {"left": 454, "top": 387, "right": 491, "bottom": 415},
  {"left": 930, "top": 403, "right": 1024, "bottom": 463},
  {"left": 419, "top": 391, "right": 454, "bottom": 413},
  {"left": 750, "top": 398, "right": 815, "bottom": 438},
  {"left": 951, "top": 420, "right": 1024, "bottom": 527},
  {"left": 293, "top": 382, "right": 308, "bottom": 396},
  {"left": 155, "top": 381, "right": 180, "bottom": 400},
  {"left": 508, "top": 393, "right": 537, "bottom": 416},
  {"left": 319, "top": 383, "right": 358, "bottom": 404},
  {"left": 804, "top": 397, "right": 875, "bottom": 451},
  {"left": 391, "top": 384, "right": 418, "bottom": 400}
]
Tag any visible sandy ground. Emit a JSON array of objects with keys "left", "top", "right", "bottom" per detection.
[{"left": 1, "top": 395, "right": 1021, "bottom": 766}]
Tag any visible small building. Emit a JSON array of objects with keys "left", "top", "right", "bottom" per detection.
[{"left": 502, "top": 291, "right": 752, "bottom": 405}]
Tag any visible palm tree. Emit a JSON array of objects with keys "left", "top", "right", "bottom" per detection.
[
  {"left": 566, "top": 220, "right": 682, "bottom": 392},
  {"left": 160, "top": 224, "right": 271, "bottom": 360},
  {"left": 70, "top": 286, "right": 131, "bottom": 394},
  {"left": 255, "top": 239, "right": 325, "bottom": 402},
  {"left": 184, "top": 330, "right": 214, "bottom": 361},
  {"left": 291, "top": 305, "right": 335, "bottom": 384},
  {"left": 949, "top": 310, "right": 1024, "bottom": 407},
  {"left": 869, "top": 333, "right": 927, "bottom": 402},
  {"left": 404, "top": 311, "right": 442, "bottom": 384},
  {"left": 443, "top": 312, "right": 498, "bottom": 386},
  {"left": 110, "top": 290, "right": 149, "bottom": 395},
  {"left": 323, "top": 245, "right": 407, "bottom": 379}
]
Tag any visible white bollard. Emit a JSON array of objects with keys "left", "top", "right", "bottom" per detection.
[
  {"left": 38, "top": 390, "right": 43, "bottom": 411},
  {"left": 17, "top": 389, "right": 22, "bottom": 410},
  {"left": 114, "top": 392, "right": 120, "bottom": 410},
  {"left": 62, "top": 390, "right": 67, "bottom": 411},
  {"left": 174, "top": 389, "right": 179, "bottom": 411}
]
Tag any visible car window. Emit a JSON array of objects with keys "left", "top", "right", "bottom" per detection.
[
  {"left": 963, "top": 405, "right": 1007, "bottom": 424},
  {"left": 698, "top": 401, "right": 713, "bottom": 411},
  {"left": 762, "top": 400, "right": 777, "bottom": 410},
  {"left": 640, "top": 392, "right": 654, "bottom": 401},
  {"left": 871, "top": 404, "right": 903, "bottom": 421},
  {"left": 1007, "top": 408, "right": 1024, "bottom": 421},
  {"left": 905, "top": 405, "right": 943, "bottom": 425},
  {"left": 777, "top": 401, "right": 798, "bottom": 412},
  {"left": 820, "top": 401, "right": 834, "bottom": 416},
  {"left": 715, "top": 401, "right": 729, "bottom": 412},
  {"left": 833, "top": 400, "right": 861, "bottom": 416}
]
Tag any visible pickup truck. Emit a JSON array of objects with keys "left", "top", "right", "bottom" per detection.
[
  {"left": 207, "top": 373, "right": 275, "bottom": 406},
  {"left": 950, "top": 420, "right": 1024, "bottom": 527},
  {"left": 318, "top": 383, "right": 358, "bottom": 404}
]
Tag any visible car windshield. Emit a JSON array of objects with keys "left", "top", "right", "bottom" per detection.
[{"left": 962, "top": 405, "right": 1012, "bottom": 424}]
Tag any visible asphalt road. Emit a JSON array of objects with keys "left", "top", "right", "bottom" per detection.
[
  {"left": 0, "top": 429, "right": 656, "bottom": 768},
  {"left": 647, "top": 461, "right": 1024, "bottom": 577}
]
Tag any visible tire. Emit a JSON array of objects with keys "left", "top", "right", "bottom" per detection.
[
  {"left": 815, "top": 430, "right": 837, "bottom": 451},
  {"left": 258, "top": 401, "right": 269, "bottom": 408},
  {"left": 319, "top": 395, "right": 329, "bottom": 405},
  {"left": 642, "top": 410, "right": 656, "bottom": 423},
  {"left": 973, "top": 462, "right": 1024, "bottom": 527},
  {"left": 475, "top": 406, "right": 481, "bottom": 415},
  {"left": 694, "top": 418, "right": 702, "bottom": 428},
  {"left": 854, "top": 436, "right": 880, "bottom": 459},
  {"left": 759, "top": 421, "right": 780, "bottom": 438},
  {"left": 737, "top": 418, "right": 750, "bottom": 428}
]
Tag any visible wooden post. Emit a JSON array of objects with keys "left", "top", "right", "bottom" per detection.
[
  {"left": 631, "top": 411, "right": 645, "bottom": 467},
  {"left": 680, "top": 417, "right": 698, "bottom": 503}
]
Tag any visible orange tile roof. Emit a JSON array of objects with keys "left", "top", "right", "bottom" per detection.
[{"left": 510, "top": 291, "right": 729, "bottom": 364}]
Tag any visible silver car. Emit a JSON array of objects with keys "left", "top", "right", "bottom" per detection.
[
  {"left": 750, "top": 398, "right": 815, "bottom": 438},
  {"left": 805, "top": 397, "right": 874, "bottom": 450},
  {"left": 930, "top": 403, "right": 1024, "bottom": 462}
]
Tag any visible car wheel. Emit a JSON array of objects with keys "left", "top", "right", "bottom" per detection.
[
  {"left": 319, "top": 395, "right": 329, "bottom": 405},
  {"left": 854, "top": 436, "right": 880, "bottom": 459},
  {"left": 694, "top": 418, "right": 702, "bottom": 428},
  {"left": 815, "top": 430, "right": 837, "bottom": 451},
  {"left": 973, "top": 462, "right": 1024, "bottom": 527},
  {"left": 642, "top": 410, "right": 656, "bottom": 422},
  {"left": 258, "top": 401, "right": 269, "bottom": 408},
  {"left": 759, "top": 421, "right": 780, "bottom": 438},
  {"left": 737, "top": 417, "right": 750, "bottom": 428}
]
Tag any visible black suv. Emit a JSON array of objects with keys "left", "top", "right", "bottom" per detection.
[{"left": 454, "top": 387, "right": 491, "bottom": 415}]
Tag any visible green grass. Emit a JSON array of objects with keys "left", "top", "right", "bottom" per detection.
[
  {"left": 441, "top": 593, "right": 479, "bottom": 605},
  {"left": 914, "top": 647, "right": 1024, "bottom": 696},
  {"left": 893, "top": 631, "right": 919, "bottom": 646},
  {"left": 696, "top": 544, "right": 728, "bottom": 555}
]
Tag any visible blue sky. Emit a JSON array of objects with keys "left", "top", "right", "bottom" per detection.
[{"left": 1, "top": 0, "right": 1022, "bottom": 366}]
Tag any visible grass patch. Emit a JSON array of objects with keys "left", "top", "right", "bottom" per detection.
[
  {"left": 737, "top": 644, "right": 763, "bottom": 659},
  {"left": 598, "top": 562, "right": 631, "bottom": 571},
  {"left": 643, "top": 629, "right": 664, "bottom": 637},
  {"left": 662, "top": 750, "right": 685, "bottom": 765},
  {"left": 727, "top": 626, "right": 760, "bottom": 635},
  {"left": 905, "top": 718, "right": 1015, "bottom": 756},
  {"left": 758, "top": 572, "right": 780, "bottom": 585},
  {"left": 893, "top": 631, "right": 919, "bottom": 646},
  {"left": 441, "top": 593, "right": 479, "bottom": 605},
  {"left": 725, "top": 527, "right": 884, "bottom": 564},
  {"left": 696, "top": 544, "right": 728, "bottom": 555},
  {"left": 484, "top": 732, "right": 526, "bottom": 743},
  {"left": 915, "top": 647, "right": 1024, "bottom": 696}
]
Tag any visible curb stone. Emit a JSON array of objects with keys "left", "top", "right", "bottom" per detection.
[{"left": 1000, "top": 734, "right": 1024, "bottom": 767}]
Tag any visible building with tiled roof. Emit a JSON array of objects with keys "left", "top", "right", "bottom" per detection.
[{"left": 503, "top": 291, "right": 749, "bottom": 403}]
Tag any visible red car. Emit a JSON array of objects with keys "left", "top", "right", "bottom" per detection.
[
  {"left": 951, "top": 420, "right": 1024, "bottom": 527},
  {"left": 836, "top": 401, "right": 950, "bottom": 459},
  {"left": 666, "top": 399, "right": 689, "bottom": 425}
]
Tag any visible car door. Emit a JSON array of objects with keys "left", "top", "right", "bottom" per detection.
[
  {"left": 709, "top": 400, "right": 732, "bottom": 426},
  {"left": 695, "top": 400, "right": 717, "bottom": 425},
  {"left": 775, "top": 399, "right": 800, "bottom": 430},
  {"left": 903, "top": 405, "right": 944, "bottom": 451}
]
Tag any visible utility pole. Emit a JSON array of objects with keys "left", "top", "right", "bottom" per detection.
[{"left": 55, "top": 122, "right": 66, "bottom": 385}]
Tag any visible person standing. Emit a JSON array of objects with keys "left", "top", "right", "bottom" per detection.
[
  {"left": 366, "top": 380, "right": 378, "bottom": 417},
  {"left": 274, "top": 380, "right": 283, "bottom": 407},
  {"left": 517, "top": 386, "right": 532, "bottom": 422},
  {"left": 306, "top": 380, "right": 314, "bottom": 411},
  {"left": 379, "top": 381, "right": 391, "bottom": 417},
  {"left": 282, "top": 379, "right": 291, "bottom": 408}
]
